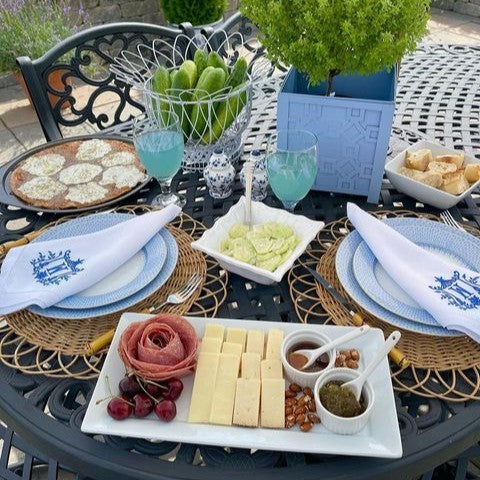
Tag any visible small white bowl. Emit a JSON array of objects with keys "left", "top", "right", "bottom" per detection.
[
  {"left": 191, "top": 196, "right": 324, "bottom": 285},
  {"left": 385, "top": 140, "right": 480, "bottom": 209},
  {"left": 314, "top": 368, "right": 375, "bottom": 435},
  {"left": 281, "top": 330, "right": 336, "bottom": 388}
]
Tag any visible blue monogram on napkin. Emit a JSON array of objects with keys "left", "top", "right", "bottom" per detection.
[
  {"left": 430, "top": 271, "right": 480, "bottom": 311},
  {"left": 31, "top": 250, "right": 84, "bottom": 287}
]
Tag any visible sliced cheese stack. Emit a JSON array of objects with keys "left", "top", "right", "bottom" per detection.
[{"left": 189, "top": 324, "right": 285, "bottom": 429}]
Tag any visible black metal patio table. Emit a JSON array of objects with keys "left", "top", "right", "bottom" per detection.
[{"left": 1, "top": 43, "right": 480, "bottom": 480}]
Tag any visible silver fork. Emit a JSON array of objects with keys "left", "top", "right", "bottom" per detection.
[
  {"left": 440, "top": 210, "right": 466, "bottom": 231},
  {"left": 146, "top": 272, "right": 203, "bottom": 313}
]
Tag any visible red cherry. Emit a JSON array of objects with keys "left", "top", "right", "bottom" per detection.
[
  {"left": 146, "top": 383, "right": 164, "bottom": 398},
  {"left": 119, "top": 375, "right": 141, "bottom": 397},
  {"left": 107, "top": 396, "right": 132, "bottom": 420},
  {"left": 163, "top": 378, "right": 183, "bottom": 401},
  {"left": 133, "top": 393, "right": 154, "bottom": 418},
  {"left": 154, "top": 399, "right": 177, "bottom": 422}
]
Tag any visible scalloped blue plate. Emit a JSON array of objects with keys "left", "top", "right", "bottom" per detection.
[
  {"left": 336, "top": 222, "right": 463, "bottom": 337},
  {"left": 352, "top": 218, "right": 480, "bottom": 327},
  {"left": 29, "top": 213, "right": 167, "bottom": 310},
  {"left": 28, "top": 221, "right": 178, "bottom": 320}
]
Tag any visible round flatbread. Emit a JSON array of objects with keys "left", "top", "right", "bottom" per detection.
[
  {"left": 76, "top": 139, "right": 112, "bottom": 161},
  {"left": 101, "top": 151, "right": 136, "bottom": 167},
  {"left": 100, "top": 165, "right": 147, "bottom": 189},
  {"left": 66, "top": 182, "right": 108, "bottom": 204},
  {"left": 10, "top": 138, "right": 147, "bottom": 210},
  {"left": 59, "top": 163, "right": 102, "bottom": 185},
  {"left": 21, "top": 154, "right": 65, "bottom": 176},
  {"left": 18, "top": 177, "right": 67, "bottom": 201}
]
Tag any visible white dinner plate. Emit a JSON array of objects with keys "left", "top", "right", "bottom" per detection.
[
  {"left": 352, "top": 218, "right": 480, "bottom": 327},
  {"left": 82, "top": 314, "right": 402, "bottom": 459}
]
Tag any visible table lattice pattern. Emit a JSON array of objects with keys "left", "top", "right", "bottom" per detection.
[{"left": 1, "top": 44, "right": 480, "bottom": 480}]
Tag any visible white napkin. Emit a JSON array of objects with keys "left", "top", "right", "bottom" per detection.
[
  {"left": 0, "top": 205, "right": 181, "bottom": 314},
  {"left": 347, "top": 203, "right": 480, "bottom": 341}
]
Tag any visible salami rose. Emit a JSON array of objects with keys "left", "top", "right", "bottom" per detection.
[{"left": 119, "top": 314, "right": 198, "bottom": 380}]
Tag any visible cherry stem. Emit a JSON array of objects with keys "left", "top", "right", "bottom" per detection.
[{"left": 137, "top": 376, "right": 162, "bottom": 404}]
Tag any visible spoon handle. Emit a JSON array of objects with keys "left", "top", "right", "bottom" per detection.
[
  {"left": 352, "top": 331, "right": 401, "bottom": 389},
  {"left": 244, "top": 162, "right": 254, "bottom": 228},
  {"left": 300, "top": 325, "right": 369, "bottom": 370}
]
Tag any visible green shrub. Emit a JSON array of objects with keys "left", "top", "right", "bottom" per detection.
[
  {"left": 161, "top": 0, "right": 228, "bottom": 26},
  {"left": 240, "top": 0, "right": 430, "bottom": 94},
  {"left": 0, "top": 0, "right": 86, "bottom": 74}
]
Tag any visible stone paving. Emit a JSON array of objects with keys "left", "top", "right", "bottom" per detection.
[{"left": 0, "top": 6, "right": 480, "bottom": 479}]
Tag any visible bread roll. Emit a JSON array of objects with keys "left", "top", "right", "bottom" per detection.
[
  {"left": 427, "top": 161, "right": 457, "bottom": 176},
  {"left": 435, "top": 153, "right": 464, "bottom": 169},
  {"left": 398, "top": 167, "right": 443, "bottom": 188},
  {"left": 405, "top": 149, "right": 433, "bottom": 171},
  {"left": 464, "top": 164, "right": 480, "bottom": 183},
  {"left": 441, "top": 172, "right": 470, "bottom": 195}
]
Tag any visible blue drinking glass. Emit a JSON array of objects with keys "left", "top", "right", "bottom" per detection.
[
  {"left": 133, "top": 112, "right": 186, "bottom": 208},
  {"left": 266, "top": 130, "right": 318, "bottom": 212}
]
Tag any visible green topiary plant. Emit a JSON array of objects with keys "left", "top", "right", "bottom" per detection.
[
  {"left": 240, "top": 0, "right": 430, "bottom": 95},
  {"left": 161, "top": 0, "right": 228, "bottom": 26}
]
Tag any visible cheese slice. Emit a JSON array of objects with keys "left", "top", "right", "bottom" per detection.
[
  {"left": 22, "top": 154, "right": 65, "bottom": 176},
  {"left": 222, "top": 342, "right": 243, "bottom": 357},
  {"left": 200, "top": 337, "right": 222, "bottom": 354},
  {"left": 246, "top": 330, "right": 264, "bottom": 358},
  {"left": 209, "top": 354, "right": 241, "bottom": 425},
  {"left": 241, "top": 353, "right": 261, "bottom": 379},
  {"left": 100, "top": 165, "right": 146, "bottom": 188},
  {"left": 233, "top": 378, "right": 261, "bottom": 427},
  {"left": 265, "top": 329, "right": 284, "bottom": 360},
  {"left": 188, "top": 353, "right": 220, "bottom": 423},
  {"left": 59, "top": 163, "right": 102, "bottom": 185},
  {"left": 76, "top": 139, "right": 111, "bottom": 161},
  {"left": 226, "top": 328, "right": 247, "bottom": 352},
  {"left": 261, "top": 359, "right": 283, "bottom": 379},
  {"left": 204, "top": 324, "right": 225, "bottom": 340},
  {"left": 18, "top": 177, "right": 67, "bottom": 200},
  {"left": 260, "top": 379, "right": 285, "bottom": 428},
  {"left": 66, "top": 182, "right": 107, "bottom": 204}
]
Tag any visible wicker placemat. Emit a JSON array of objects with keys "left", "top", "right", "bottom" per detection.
[
  {"left": 0, "top": 207, "right": 228, "bottom": 379},
  {"left": 288, "top": 210, "right": 480, "bottom": 402}
]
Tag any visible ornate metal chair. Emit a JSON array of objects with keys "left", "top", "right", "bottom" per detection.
[
  {"left": 16, "top": 22, "right": 194, "bottom": 142},
  {"left": 16, "top": 14, "right": 262, "bottom": 143}
]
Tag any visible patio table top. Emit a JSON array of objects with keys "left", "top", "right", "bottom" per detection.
[{"left": 0, "top": 42, "right": 479, "bottom": 480}]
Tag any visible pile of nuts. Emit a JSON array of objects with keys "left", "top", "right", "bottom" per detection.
[
  {"left": 285, "top": 383, "right": 320, "bottom": 432},
  {"left": 335, "top": 349, "right": 360, "bottom": 369}
]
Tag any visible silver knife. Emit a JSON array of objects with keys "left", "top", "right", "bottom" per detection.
[{"left": 306, "top": 266, "right": 409, "bottom": 368}]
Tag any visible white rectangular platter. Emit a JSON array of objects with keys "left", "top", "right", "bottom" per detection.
[{"left": 82, "top": 314, "right": 402, "bottom": 458}]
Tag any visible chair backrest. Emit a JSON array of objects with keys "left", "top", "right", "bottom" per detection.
[
  {"left": 16, "top": 22, "right": 191, "bottom": 141},
  {"left": 17, "top": 13, "right": 260, "bottom": 142}
]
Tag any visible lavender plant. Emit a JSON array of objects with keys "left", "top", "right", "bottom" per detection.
[{"left": 0, "top": 0, "right": 87, "bottom": 73}]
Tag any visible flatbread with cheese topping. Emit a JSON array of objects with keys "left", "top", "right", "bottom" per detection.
[{"left": 10, "top": 138, "right": 147, "bottom": 209}]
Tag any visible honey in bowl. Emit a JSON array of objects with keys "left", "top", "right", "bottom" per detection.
[{"left": 287, "top": 341, "right": 330, "bottom": 373}]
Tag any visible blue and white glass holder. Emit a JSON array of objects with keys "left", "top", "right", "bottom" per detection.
[{"left": 277, "top": 67, "right": 396, "bottom": 203}]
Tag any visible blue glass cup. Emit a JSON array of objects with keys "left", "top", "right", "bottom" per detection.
[
  {"left": 133, "top": 112, "right": 186, "bottom": 208},
  {"left": 266, "top": 130, "right": 318, "bottom": 212}
]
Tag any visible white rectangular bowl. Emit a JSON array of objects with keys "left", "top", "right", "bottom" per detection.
[
  {"left": 385, "top": 140, "right": 480, "bottom": 209},
  {"left": 82, "top": 313, "right": 402, "bottom": 458},
  {"left": 191, "top": 196, "right": 324, "bottom": 284}
]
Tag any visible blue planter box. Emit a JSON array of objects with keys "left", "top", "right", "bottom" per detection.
[{"left": 277, "top": 68, "right": 396, "bottom": 203}]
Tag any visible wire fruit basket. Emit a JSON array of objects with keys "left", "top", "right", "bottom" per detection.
[{"left": 112, "top": 31, "right": 267, "bottom": 172}]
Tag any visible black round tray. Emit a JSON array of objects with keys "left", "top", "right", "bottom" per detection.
[{"left": 0, "top": 134, "right": 151, "bottom": 214}]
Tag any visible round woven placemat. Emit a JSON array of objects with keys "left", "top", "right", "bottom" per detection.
[
  {"left": 288, "top": 210, "right": 480, "bottom": 402},
  {"left": 0, "top": 206, "right": 228, "bottom": 379}
]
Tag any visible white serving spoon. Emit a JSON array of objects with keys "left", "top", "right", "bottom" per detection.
[
  {"left": 294, "top": 325, "right": 370, "bottom": 370},
  {"left": 244, "top": 162, "right": 254, "bottom": 229},
  {"left": 342, "top": 330, "right": 401, "bottom": 401}
]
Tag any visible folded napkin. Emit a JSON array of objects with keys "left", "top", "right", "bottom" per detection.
[
  {"left": 0, "top": 205, "right": 181, "bottom": 314},
  {"left": 347, "top": 203, "right": 480, "bottom": 341}
]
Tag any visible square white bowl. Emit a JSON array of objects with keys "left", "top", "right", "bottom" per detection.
[
  {"left": 385, "top": 140, "right": 480, "bottom": 209},
  {"left": 191, "top": 196, "right": 324, "bottom": 285}
]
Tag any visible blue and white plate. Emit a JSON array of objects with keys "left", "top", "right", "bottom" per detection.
[
  {"left": 30, "top": 213, "right": 167, "bottom": 310},
  {"left": 352, "top": 218, "right": 480, "bottom": 327},
  {"left": 336, "top": 224, "right": 463, "bottom": 337},
  {"left": 28, "top": 223, "right": 178, "bottom": 320}
]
